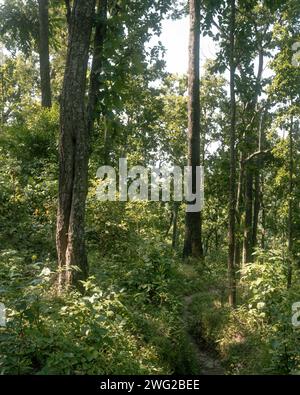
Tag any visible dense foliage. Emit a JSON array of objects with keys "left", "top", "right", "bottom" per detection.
[{"left": 0, "top": 0, "right": 300, "bottom": 375}]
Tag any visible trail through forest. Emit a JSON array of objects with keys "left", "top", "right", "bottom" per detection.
[{"left": 183, "top": 293, "right": 225, "bottom": 375}]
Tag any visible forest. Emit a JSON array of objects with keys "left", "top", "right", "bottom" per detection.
[{"left": 0, "top": 0, "right": 300, "bottom": 377}]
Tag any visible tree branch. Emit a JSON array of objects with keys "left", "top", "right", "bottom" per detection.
[{"left": 243, "top": 149, "right": 271, "bottom": 164}]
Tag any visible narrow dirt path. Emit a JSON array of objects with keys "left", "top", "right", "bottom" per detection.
[{"left": 183, "top": 294, "right": 225, "bottom": 375}]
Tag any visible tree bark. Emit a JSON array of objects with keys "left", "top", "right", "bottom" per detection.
[
  {"left": 38, "top": 0, "right": 52, "bottom": 108},
  {"left": 252, "top": 171, "right": 260, "bottom": 249},
  {"left": 56, "top": 0, "right": 96, "bottom": 289},
  {"left": 242, "top": 50, "right": 264, "bottom": 265},
  {"left": 252, "top": 111, "right": 265, "bottom": 250},
  {"left": 172, "top": 202, "right": 179, "bottom": 249},
  {"left": 287, "top": 113, "right": 294, "bottom": 288},
  {"left": 261, "top": 175, "right": 266, "bottom": 250},
  {"left": 183, "top": 0, "right": 203, "bottom": 260},
  {"left": 228, "top": 0, "right": 237, "bottom": 307},
  {"left": 242, "top": 168, "right": 253, "bottom": 264},
  {"left": 234, "top": 153, "right": 244, "bottom": 270}
]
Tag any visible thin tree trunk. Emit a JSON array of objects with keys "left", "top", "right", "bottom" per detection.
[
  {"left": 56, "top": 0, "right": 96, "bottom": 289},
  {"left": 38, "top": 0, "right": 52, "bottom": 108},
  {"left": 234, "top": 153, "right": 244, "bottom": 270},
  {"left": 183, "top": 0, "right": 203, "bottom": 260},
  {"left": 172, "top": 203, "right": 179, "bottom": 249},
  {"left": 261, "top": 179, "right": 266, "bottom": 250},
  {"left": 252, "top": 112, "right": 265, "bottom": 250},
  {"left": 242, "top": 50, "right": 264, "bottom": 265},
  {"left": 228, "top": 0, "right": 237, "bottom": 307},
  {"left": 287, "top": 113, "right": 294, "bottom": 288},
  {"left": 103, "top": 116, "right": 111, "bottom": 164},
  {"left": 165, "top": 210, "right": 174, "bottom": 237},
  {"left": 243, "top": 169, "right": 253, "bottom": 264},
  {"left": 242, "top": 118, "right": 256, "bottom": 266},
  {"left": 252, "top": 171, "right": 260, "bottom": 249}
]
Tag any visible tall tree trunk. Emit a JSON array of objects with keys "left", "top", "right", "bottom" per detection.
[
  {"left": 38, "top": 0, "right": 52, "bottom": 108},
  {"left": 172, "top": 202, "right": 179, "bottom": 249},
  {"left": 228, "top": 0, "right": 237, "bottom": 307},
  {"left": 103, "top": 116, "right": 113, "bottom": 164},
  {"left": 261, "top": 177, "right": 266, "bottom": 250},
  {"left": 242, "top": 50, "right": 264, "bottom": 265},
  {"left": 287, "top": 113, "right": 294, "bottom": 288},
  {"left": 234, "top": 153, "right": 244, "bottom": 270},
  {"left": 252, "top": 171, "right": 260, "bottom": 249},
  {"left": 56, "top": 0, "right": 96, "bottom": 289},
  {"left": 183, "top": 0, "right": 203, "bottom": 260},
  {"left": 243, "top": 169, "right": 253, "bottom": 264},
  {"left": 252, "top": 111, "right": 265, "bottom": 250}
]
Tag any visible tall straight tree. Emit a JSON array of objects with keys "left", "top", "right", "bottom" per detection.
[
  {"left": 242, "top": 42, "right": 265, "bottom": 266},
  {"left": 228, "top": 0, "right": 237, "bottom": 307},
  {"left": 37, "top": 0, "right": 51, "bottom": 108},
  {"left": 287, "top": 111, "right": 294, "bottom": 288},
  {"left": 183, "top": 0, "right": 203, "bottom": 259},
  {"left": 56, "top": 0, "right": 96, "bottom": 288}
]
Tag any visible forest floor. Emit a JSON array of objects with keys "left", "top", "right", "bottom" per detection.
[{"left": 183, "top": 292, "right": 225, "bottom": 375}]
